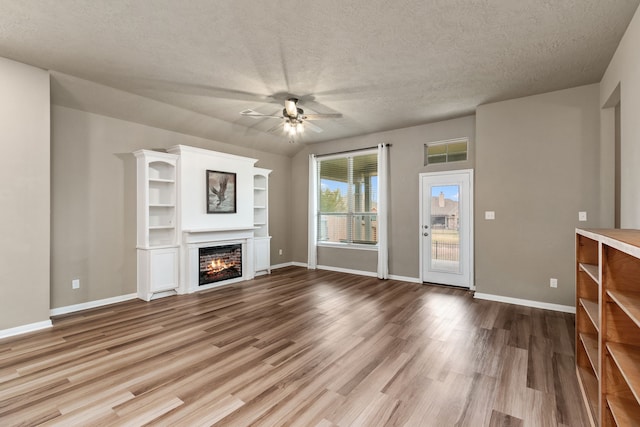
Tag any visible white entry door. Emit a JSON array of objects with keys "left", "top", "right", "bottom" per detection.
[{"left": 419, "top": 170, "right": 473, "bottom": 288}]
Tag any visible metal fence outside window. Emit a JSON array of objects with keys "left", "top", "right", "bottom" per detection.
[{"left": 432, "top": 241, "right": 460, "bottom": 261}]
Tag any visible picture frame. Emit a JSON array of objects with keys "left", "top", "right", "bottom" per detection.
[{"left": 206, "top": 170, "right": 236, "bottom": 213}]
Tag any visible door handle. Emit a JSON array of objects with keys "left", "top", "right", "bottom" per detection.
[{"left": 423, "top": 232, "right": 429, "bottom": 236}]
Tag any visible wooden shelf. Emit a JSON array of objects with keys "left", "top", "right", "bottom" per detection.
[
  {"left": 149, "top": 178, "right": 175, "bottom": 183},
  {"left": 576, "top": 366, "right": 599, "bottom": 426},
  {"left": 608, "top": 289, "right": 640, "bottom": 329},
  {"left": 607, "top": 395, "right": 640, "bottom": 427},
  {"left": 576, "top": 229, "right": 640, "bottom": 426},
  {"left": 607, "top": 342, "right": 640, "bottom": 404},
  {"left": 149, "top": 204, "right": 175, "bottom": 208},
  {"left": 579, "top": 263, "right": 599, "bottom": 284},
  {"left": 580, "top": 298, "right": 600, "bottom": 332},
  {"left": 579, "top": 333, "right": 599, "bottom": 378}
]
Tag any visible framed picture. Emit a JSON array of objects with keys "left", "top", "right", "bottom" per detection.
[{"left": 206, "top": 170, "right": 236, "bottom": 213}]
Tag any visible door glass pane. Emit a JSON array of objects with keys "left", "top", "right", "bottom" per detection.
[{"left": 430, "top": 185, "right": 461, "bottom": 273}]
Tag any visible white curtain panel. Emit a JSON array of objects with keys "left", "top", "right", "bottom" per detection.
[
  {"left": 307, "top": 154, "right": 318, "bottom": 269},
  {"left": 377, "top": 143, "right": 389, "bottom": 279}
]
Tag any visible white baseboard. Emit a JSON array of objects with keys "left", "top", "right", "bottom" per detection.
[
  {"left": 270, "top": 262, "right": 296, "bottom": 270},
  {"left": 0, "top": 319, "right": 52, "bottom": 339},
  {"left": 289, "top": 263, "right": 420, "bottom": 283},
  {"left": 50, "top": 293, "right": 138, "bottom": 316},
  {"left": 317, "top": 265, "right": 378, "bottom": 278},
  {"left": 473, "top": 292, "right": 576, "bottom": 314},
  {"left": 389, "top": 274, "right": 421, "bottom": 283}
]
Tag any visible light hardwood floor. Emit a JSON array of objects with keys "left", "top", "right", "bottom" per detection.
[{"left": 0, "top": 267, "right": 589, "bottom": 426}]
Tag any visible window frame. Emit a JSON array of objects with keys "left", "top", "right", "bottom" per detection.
[
  {"left": 424, "top": 137, "right": 469, "bottom": 166},
  {"left": 315, "top": 148, "right": 379, "bottom": 250}
]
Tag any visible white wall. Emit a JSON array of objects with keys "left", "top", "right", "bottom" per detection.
[
  {"left": 168, "top": 145, "right": 256, "bottom": 231},
  {"left": 600, "top": 6, "right": 640, "bottom": 228},
  {"left": 0, "top": 57, "right": 50, "bottom": 331}
]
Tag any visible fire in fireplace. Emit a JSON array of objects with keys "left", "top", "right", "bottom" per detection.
[{"left": 199, "top": 244, "right": 242, "bottom": 286}]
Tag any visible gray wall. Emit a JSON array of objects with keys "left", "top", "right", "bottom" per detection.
[
  {"left": 600, "top": 5, "right": 640, "bottom": 228},
  {"left": 0, "top": 57, "right": 50, "bottom": 330},
  {"left": 475, "top": 84, "right": 601, "bottom": 307},
  {"left": 51, "top": 105, "right": 291, "bottom": 309},
  {"left": 291, "top": 116, "right": 476, "bottom": 278}
]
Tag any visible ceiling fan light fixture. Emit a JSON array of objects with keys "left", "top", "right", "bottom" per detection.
[
  {"left": 296, "top": 122, "right": 304, "bottom": 134},
  {"left": 285, "top": 98, "right": 298, "bottom": 118}
]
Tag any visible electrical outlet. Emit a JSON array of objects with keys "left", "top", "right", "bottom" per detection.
[
  {"left": 550, "top": 278, "right": 558, "bottom": 288},
  {"left": 485, "top": 211, "right": 495, "bottom": 220},
  {"left": 278, "top": 249, "right": 283, "bottom": 255},
  {"left": 72, "top": 279, "right": 80, "bottom": 289},
  {"left": 579, "top": 211, "right": 587, "bottom": 221}
]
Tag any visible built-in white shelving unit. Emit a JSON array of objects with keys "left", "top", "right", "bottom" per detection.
[
  {"left": 134, "top": 150, "right": 180, "bottom": 301},
  {"left": 253, "top": 168, "right": 271, "bottom": 274}
]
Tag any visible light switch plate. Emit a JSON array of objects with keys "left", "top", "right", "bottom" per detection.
[
  {"left": 485, "top": 211, "right": 495, "bottom": 220},
  {"left": 579, "top": 211, "right": 587, "bottom": 221}
]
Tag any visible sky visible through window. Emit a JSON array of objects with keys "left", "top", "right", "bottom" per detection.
[{"left": 432, "top": 185, "right": 459, "bottom": 201}]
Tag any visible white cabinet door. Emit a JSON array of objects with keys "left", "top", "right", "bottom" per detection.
[
  {"left": 138, "top": 247, "right": 179, "bottom": 301},
  {"left": 150, "top": 247, "right": 179, "bottom": 292},
  {"left": 254, "top": 237, "right": 271, "bottom": 274}
]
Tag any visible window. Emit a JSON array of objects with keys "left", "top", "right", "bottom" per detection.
[
  {"left": 317, "top": 150, "right": 378, "bottom": 246},
  {"left": 424, "top": 138, "right": 468, "bottom": 165}
]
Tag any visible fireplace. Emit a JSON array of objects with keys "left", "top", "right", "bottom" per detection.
[{"left": 199, "top": 244, "right": 242, "bottom": 286}]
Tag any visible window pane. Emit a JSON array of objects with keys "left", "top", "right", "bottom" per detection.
[
  {"left": 427, "top": 154, "right": 447, "bottom": 164},
  {"left": 318, "top": 214, "right": 348, "bottom": 243},
  {"left": 447, "top": 152, "right": 467, "bottom": 162},
  {"left": 351, "top": 214, "right": 377, "bottom": 244},
  {"left": 317, "top": 151, "right": 378, "bottom": 245},
  {"left": 424, "top": 139, "right": 468, "bottom": 165},
  {"left": 319, "top": 179, "right": 348, "bottom": 213},
  {"left": 430, "top": 185, "right": 460, "bottom": 273},
  {"left": 352, "top": 153, "right": 377, "bottom": 214}
]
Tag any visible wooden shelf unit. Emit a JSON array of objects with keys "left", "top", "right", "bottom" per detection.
[{"left": 575, "top": 229, "right": 640, "bottom": 426}]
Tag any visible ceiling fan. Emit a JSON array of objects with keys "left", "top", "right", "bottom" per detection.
[{"left": 240, "top": 97, "right": 342, "bottom": 139}]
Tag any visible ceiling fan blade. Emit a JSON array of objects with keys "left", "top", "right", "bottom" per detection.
[
  {"left": 302, "top": 113, "right": 343, "bottom": 120},
  {"left": 240, "top": 109, "right": 282, "bottom": 118},
  {"left": 304, "top": 121, "right": 323, "bottom": 133},
  {"left": 266, "top": 122, "right": 285, "bottom": 134}
]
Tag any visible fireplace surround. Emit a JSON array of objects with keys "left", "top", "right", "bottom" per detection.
[{"left": 182, "top": 227, "right": 256, "bottom": 294}]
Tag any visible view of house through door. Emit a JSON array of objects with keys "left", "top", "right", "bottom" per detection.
[{"left": 419, "top": 170, "right": 473, "bottom": 288}]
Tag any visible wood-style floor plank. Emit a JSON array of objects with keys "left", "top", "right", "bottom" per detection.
[{"left": 0, "top": 267, "right": 589, "bottom": 426}]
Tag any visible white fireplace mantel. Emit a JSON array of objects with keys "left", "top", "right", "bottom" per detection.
[
  {"left": 180, "top": 227, "right": 256, "bottom": 294},
  {"left": 182, "top": 227, "right": 258, "bottom": 243}
]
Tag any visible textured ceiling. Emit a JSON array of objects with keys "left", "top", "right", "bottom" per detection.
[{"left": 1, "top": 0, "right": 638, "bottom": 156}]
